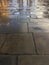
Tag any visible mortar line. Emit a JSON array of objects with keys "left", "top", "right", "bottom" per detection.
[
  {"left": 0, "top": 34, "right": 9, "bottom": 49},
  {"left": 0, "top": 53, "right": 36, "bottom": 55},
  {"left": 32, "top": 32, "right": 39, "bottom": 55},
  {"left": 0, "top": 53, "right": 49, "bottom": 55},
  {"left": 16, "top": 56, "right": 18, "bottom": 65},
  {"left": 27, "top": 22, "right": 29, "bottom": 32}
]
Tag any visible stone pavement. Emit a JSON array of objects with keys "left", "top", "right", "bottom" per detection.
[{"left": 0, "top": 18, "right": 49, "bottom": 65}]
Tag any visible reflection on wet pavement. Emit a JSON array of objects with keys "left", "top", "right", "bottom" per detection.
[
  {"left": 0, "top": 0, "right": 49, "bottom": 33},
  {"left": 0, "top": 0, "right": 49, "bottom": 19},
  {"left": 36, "top": 0, "right": 49, "bottom": 18},
  {"left": 0, "top": 23, "right": 28, "bottom": 33}
]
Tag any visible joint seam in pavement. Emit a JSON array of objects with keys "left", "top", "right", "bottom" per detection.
[
  {"left": 32, "top": 33, "right": 39, "bottom": 55},
  {"left": 0, "top": 34, "right": 8, "bottom": 50},
  {"left": 16, "top": 56, "right": 18, "bottom": 65},
  {"left": 27, "top": 22, "right": 29, "bottom": 32},
  {"left": 0, "top": 53, "right": 36, "bottom": 55}
]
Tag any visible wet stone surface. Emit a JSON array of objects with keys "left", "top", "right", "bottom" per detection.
[
  {"left": 0, "top": 22, "right": 28, "bottom": 33},
  {"left": 0, "top": 33, "right": 35, "bottom": 54},
  {"left": 18, "top": 55, "right": 49, "bottom": 65},
  {"left": 28, "top": 22, "right": 49, "bottom": 32},
  {"left": 0, "top": 0, "right": 49, "bottom": 65},
  {"left": 34, "top": 32, "right": 49, "bottom": 54}
]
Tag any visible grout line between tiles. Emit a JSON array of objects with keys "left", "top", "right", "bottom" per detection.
[{"left": 32, "top": 32, "right": 39, "bottom": 55}]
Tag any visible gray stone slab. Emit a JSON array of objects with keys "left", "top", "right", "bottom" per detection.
[
  {"left": 0, "top": 34, "right": 6, "bottom": 48},
  {"left": 34, "top": 32, "right": 49, "bottom": 54},
  {"left": 18, "top": 55, "right": 49, "bottom": 65},
  {"left": 0, "top": 55, "right": 17, "bottom": 65},
  {"left": 0, "top": 33, "right": 35, "bottom": 54},
  {"left": 28, "top": 22, "right": 49, "bottom": 32},
  {"left": 0, "top": 22, "right": 28, "bottom": 33}
]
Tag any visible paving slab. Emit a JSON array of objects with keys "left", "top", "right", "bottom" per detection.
[
  {"left": 28, "top": 22, "right": 49, "bottom": 32},
  {"left": 18, "top": 55, "right": 49, "bottom": 65},
  {"left": 0, "top": 55, "right": 17, "bottom": 65},
  {"left": 34, "top": 32, "right": 49, "bottom": 54},
  {"left": 0, "top": 22, "right": 28, "bottom": 33},
  {"left": 0, "top": 33, "right": 35, "bottom": 54}
]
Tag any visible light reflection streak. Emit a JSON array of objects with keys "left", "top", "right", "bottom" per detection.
[
  {"left": 0, "top": 0, "right": 9, "bottom": 17},
  {"left": 0, "top": 0, "right": 49, "bottom": 18}
]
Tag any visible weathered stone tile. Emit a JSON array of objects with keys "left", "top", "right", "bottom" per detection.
[
  {"left": 0, "top": 34, "right": 6, "bottom": 48},
  {"left": 0, "top": 55, "right": 17, "bottom": 65},
  {"left": 0, "top": 22, "right": 28, "bottom": 33},
  {"left": 0, "top": 33, "right": 35, "bottom": 54},
  {"left": 34, "top": 32, "right": 49, "bottom": 54},
  {"left": 9, "top": 22, "right": 28, "bottom": 33},
  {"left": 18, "top": 55, "right": 49, "bottom": 65},
  {"left": 29, "top": 22, "right": 49, "bottom": 32}
]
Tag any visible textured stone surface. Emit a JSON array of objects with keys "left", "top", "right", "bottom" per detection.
[
  {"left": 0, "top": 33, "right": 35, "bottom": 54},
  {"left": 34, "top": 32, "right": 49, "bottom": 54},
  {"left": 28, "top": 22, "right": 49, "bottom": 32},
  {"left": 0, "top": 22, "right": 28, "bottom": 33},
  {"left": 18, "top": 55, "right": 49, "bottom": 65},
  {"left": 0, "top": 55, "right": 17, "bottom": 65}
]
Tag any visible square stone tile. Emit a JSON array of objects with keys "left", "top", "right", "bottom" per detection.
[
  {"left": 0, "top": 33, "right": 35, "bottom": 54},
  {"left": 34, "top": 32, "right": 49, "bottom": 54},
  {"left": 0, "top": 55, "right": 17, "bottom": 65},
  {"left": 0, "top": 22, "right": 28, "bottom": 33},
  {"left": 0, "top": 34, "right": 6, "bottom": 48},
  {"left": 18, "top": 55, "right": 49, "bottom": 65},
  {"left": 29, "top": 22, "right": 49, "bottom": 32}
]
